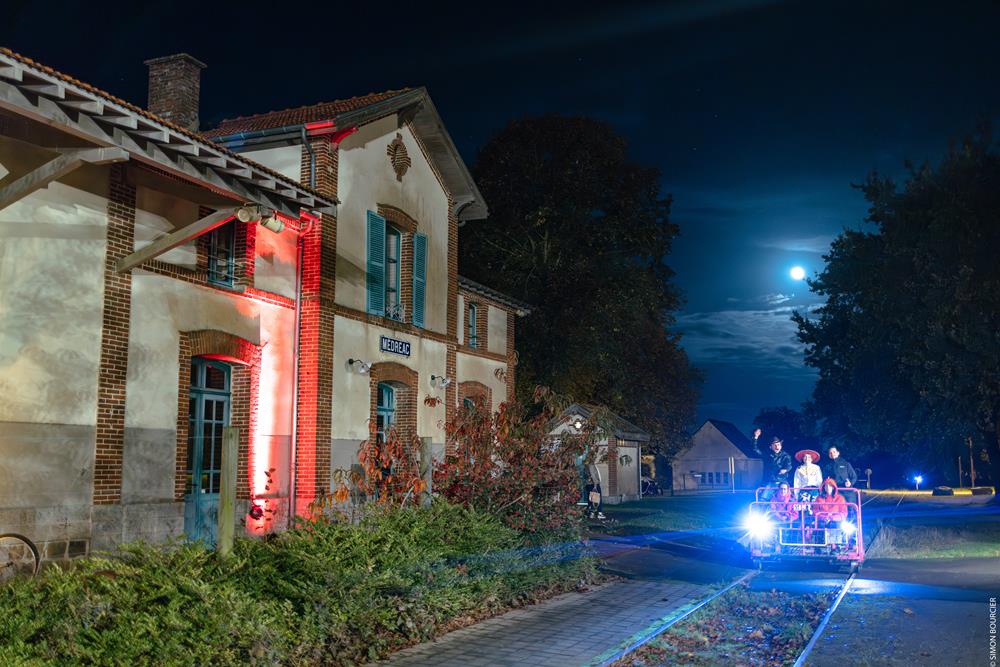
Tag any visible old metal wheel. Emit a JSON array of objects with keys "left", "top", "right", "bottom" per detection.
[{"left": 0, "top": 533, "right": 40, "bottom": 583}]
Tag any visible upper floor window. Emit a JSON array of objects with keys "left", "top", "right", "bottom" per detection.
[
  {"left": 207, "top": 221, "right": 235, "bottom": 286},
  {"left": 467, "top": 303, "right": 478, "bottom": 348},
  {"left": 385, "top": 226, "right": 402, "bottom": 320},
  {"left": 367, "top": 210, "right": 427, "bottom": 327}
]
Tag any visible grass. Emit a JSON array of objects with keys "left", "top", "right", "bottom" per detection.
[
  {"left": 601, "top": 493, "right": 754, "bottom": 537},
  {"left": 611, "top": 582, "right": 837, "bottom": 667},
  {"left": 867, "top": 522, "right": 1000, "bottom": 559}
]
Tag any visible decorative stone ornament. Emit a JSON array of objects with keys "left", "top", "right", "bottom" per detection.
[{"left": 386, "top": 133, "right": 411, "bottom": 181}]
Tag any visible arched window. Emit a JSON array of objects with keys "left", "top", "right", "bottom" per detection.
[{"left": 376, "top": 382, "right": 396, "bottom": 444}]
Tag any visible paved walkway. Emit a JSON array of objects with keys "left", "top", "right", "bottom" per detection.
[{"left": 371, "top": 578, "right": 710, "bottom": 667}]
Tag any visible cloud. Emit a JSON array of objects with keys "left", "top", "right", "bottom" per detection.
[
  {"left": 755, "top": 235, "right": 836, "bottom": 253},
  {"left": 676, "top": 304, "right": 821, "bottom": 374},
  {"left": 761, "top": 292, "right": 792, "bottom": 305},
  {"left": 724, "top": 293, "right": 794, "bottom": 306}
]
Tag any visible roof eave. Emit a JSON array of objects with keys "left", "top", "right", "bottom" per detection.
[{"left": 0, "top": 49, "right": 333, "bottom": 217}]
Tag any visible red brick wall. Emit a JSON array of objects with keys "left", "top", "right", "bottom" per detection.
[
  {"left": 144, "top": 54, "right": 205, "bottom": 131},
  {"left": 506, "top": 312, "right": 517, "bottom": 403},
  {"left": 446, "top": 201, "right": 458, "bottom": 424},
  {"left": 607, "top": 439, "right": 620, "bottom": 496},
  {"left": 93, "top": 164, "right": 136, "bottom": 505},
  {"left": 295, "top": 140, "right": 337, "bottom": 513}
]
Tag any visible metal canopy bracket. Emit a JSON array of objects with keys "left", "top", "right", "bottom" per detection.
[
  {"left": 0, "top": 146, "right": 128, "bottom": 211},
  {"left": 116, "top": 208, "right": 234, "bottom": 273}
]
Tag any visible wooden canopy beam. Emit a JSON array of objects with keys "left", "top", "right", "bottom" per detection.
[
  {"left": 116, "top": 208, "right": 234, "bottom": 273},
  {"left": 0, "top": 146, "right": 128, "bottom": 212}
]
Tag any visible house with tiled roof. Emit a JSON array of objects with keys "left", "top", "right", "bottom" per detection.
[
  {"left": 0, "top": 49, "right": 528, "bottom": 561},
  {"left": 671, "top": 419, "right": 763, "bottom": 492}
]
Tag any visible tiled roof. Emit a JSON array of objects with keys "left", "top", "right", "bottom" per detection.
[
  {"left": 202, "top": 89, "right": 413, "bottom": 138},
  {"left": 0, "top": 47, "right": 331, "bottom": 207},
  {"left": 458, "top": 276, "right": 533, "bottom": 315},
  {"left": 554, "top": 403, "right": 651, "bottom": 442},
  {"left": 706, "top": 419, "right": 759, "bottom": 459}
]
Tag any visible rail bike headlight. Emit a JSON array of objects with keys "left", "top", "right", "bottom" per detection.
[
  {"left": 839, "top": 520, "right": 856, "bottom": 536},
  {"left": 743, "top": 512, "right": 774, "bottom": 539}
]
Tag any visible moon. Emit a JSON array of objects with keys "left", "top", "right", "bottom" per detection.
[{"left": 790, "top": 266, "right": 806, "bottom": 281}]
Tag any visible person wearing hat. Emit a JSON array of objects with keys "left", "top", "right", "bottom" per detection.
[
  {"left": 793, "top": 449, "right": 823, "bottom": 500},
  {"left": 760, "top": 436, "right": 792, "bottom": 500}
]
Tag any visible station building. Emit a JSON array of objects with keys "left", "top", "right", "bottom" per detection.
[{"left": 0, "top": 49, "right": 527, "bottom": 559}]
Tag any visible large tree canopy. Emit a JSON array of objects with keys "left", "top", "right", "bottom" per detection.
[
  {"left": 752, "top": 406, "right": 819, "bottom": 454},
  {"left": 794, "top": 131, "right": 1000, "bottom": 486},
  {"left": 461, "top": 115, "right": 700, "bottom": 452}
]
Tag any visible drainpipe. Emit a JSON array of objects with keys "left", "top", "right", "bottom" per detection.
[{"left": 301, "top": 127, "right": 317, "bottom": 189}]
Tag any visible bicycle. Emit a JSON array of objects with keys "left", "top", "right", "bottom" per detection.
[{"left": 0, "top": 533, "right": 40, "bottom": 583}]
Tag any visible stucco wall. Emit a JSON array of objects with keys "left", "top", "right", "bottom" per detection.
[
  {"left": 0, "top": 158, "right": 109, "bottom": 428},
  {"left": 241, "top": 145, "right": 301, "bottom": 183},
  {"left": 125, "top": 273, "right": 296, "bottom": 505},
  {"left": 455, "top": 352, "right": 507, "bottom": 414},
  {"left": 487, "top": 305, "right": 507, "bottom": 355},
  {"left": 337, "top": 116, "right": 450, "bottom": 333},
  {"left": 133, "top": 185, "right": 199, "bottom": 269},
  {"left": 330, "top": 315, "right": 448, "bottom": 473},
  {"left": 0, "top": 145, "right": 111, "bottom": 557},
  {"left": 457, "top": 294, "right": 465, "bottom": 345},
  {"left": 254, "top": 224, "right": 298, "bottom": 299}
]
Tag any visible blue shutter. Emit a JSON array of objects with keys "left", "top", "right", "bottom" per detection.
[
  {"left": 412, "top": 233, "right": 427, "bottom": 328},
  {"left": 366, "top": 211, "right": 386, "bottom": 315}
]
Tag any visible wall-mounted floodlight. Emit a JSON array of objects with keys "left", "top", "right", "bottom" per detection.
[
  {"left": 573, "top": 418, "right": 584, "bottom": 431},
  {"left": 348, "top": 358, "right": 371, "bottom": 374},
  {"left": 430, "top": 374, "right": 452, "bottom": 389},
  {"left": 236, "top": 203, "right": 285, "bottom": 233},
  {"left": 260, "top": 214, "right": 285, "bottom": 233}
]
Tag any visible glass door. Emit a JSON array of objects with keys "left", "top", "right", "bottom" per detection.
[{"left": 183, "top": 358, "right": 230, "bottom": 545}]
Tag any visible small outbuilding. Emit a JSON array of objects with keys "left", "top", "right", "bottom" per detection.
[
  {"left": 550, "top": 404, "right": 650, "bottom": 504},
  {"left": 672, "top": 419, "right": 762, "bottom": 492}
]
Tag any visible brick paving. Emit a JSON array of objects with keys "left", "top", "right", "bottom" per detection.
[{"left": 371, "top": 578, "right": 710, "bottom": 667}]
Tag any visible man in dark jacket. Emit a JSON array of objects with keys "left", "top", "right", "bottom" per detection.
[
  {"left": 823, "top": 446, "right": 858, "bottom": 488},
  {"left": 760, "top": 437, "right": 792, "bottom": 498}
]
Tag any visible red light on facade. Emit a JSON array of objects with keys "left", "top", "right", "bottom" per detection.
[
  {"left": 304, "top": 119, "right": 335, "bottom": 130},
  {"left": 330, "top": 126, "right": 358, "bottom": 144}
]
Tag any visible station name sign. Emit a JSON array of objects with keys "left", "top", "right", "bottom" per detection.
[{"left": 380, "top": 336, "right": 411, "bottom": 357}]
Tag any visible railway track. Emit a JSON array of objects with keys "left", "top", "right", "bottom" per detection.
[
  {"left": 791, "top": 572, "right": 856, "bottom": 667},
  {"left": 597, "top": 569, "right": 857, "bottom": 667}
]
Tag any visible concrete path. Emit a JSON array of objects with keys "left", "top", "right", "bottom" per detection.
[{"left": 371, "top": 578, "right": 710, "bottom": 667}]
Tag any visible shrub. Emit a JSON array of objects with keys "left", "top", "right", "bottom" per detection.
[
  {"left": 0, "top": 501, "right": 597, "bottom": 666},
  {"left": 433, "top": 389, "right": 599, "bottom": 543}
]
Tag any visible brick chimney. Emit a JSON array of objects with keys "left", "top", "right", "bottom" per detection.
[{"left": 144, "top": 53, "right": 206, "bottom": 131}]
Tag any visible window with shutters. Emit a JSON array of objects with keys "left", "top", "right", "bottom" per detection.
[{"left": 367, "top": 210, "right": 426, "bottom": 325}]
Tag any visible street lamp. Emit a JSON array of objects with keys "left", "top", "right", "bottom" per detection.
[{"left": 914, "top": 474, "right": 923, "bottom": 490}]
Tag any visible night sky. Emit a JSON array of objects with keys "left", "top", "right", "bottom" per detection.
[{"left": 5, "top": 0, "right": 999, "bottom": 432}]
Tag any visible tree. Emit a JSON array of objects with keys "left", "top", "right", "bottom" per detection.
[
  {"left": 461, "top": 115, "right": 700, "bottom": 453},
  {"left": 794, "top": 129, "right": 1000, "bottom": 486},
  {"left": 752, "top": 406, "right": 818, "bottom": 453}
]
